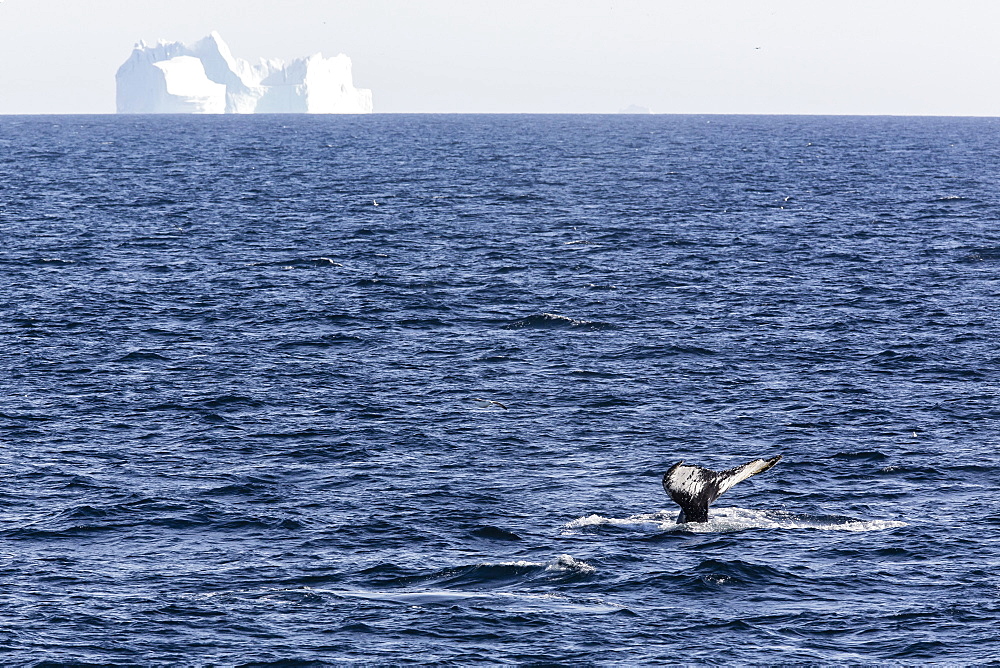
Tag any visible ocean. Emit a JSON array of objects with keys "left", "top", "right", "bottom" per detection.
[{"left": 1, "top": 113, "right": 998, "bottom": 665}]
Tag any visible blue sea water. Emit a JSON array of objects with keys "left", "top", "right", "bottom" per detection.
[{"left": 1, "top": 113, "right": 999, "bottom": 665}]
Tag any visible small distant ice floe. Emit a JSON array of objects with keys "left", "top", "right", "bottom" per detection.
[{"left": 619, "top": 104, "right": 653, "bottom": 114}]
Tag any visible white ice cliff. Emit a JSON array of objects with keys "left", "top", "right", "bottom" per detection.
[{"left": 116, "top": 31, "right": 373, "bottom": 114}]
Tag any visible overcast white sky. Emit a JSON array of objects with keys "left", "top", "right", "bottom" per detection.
[{"left": 1, "top": 0, "right": 999, "bottom": 115}]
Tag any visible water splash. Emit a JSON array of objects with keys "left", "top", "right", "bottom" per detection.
[
  {"left": 544, "top": 554, "right": 596, "bottom": 574},
  {"left": 565, "top": 508, "right": 907, "bottom": 533}
]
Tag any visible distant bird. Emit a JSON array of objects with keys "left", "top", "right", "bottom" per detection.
[
  {"left": 663, "top": 455, "right": 781, "bottom": 523},
  {"left": 472, "top": 397, "right": 508, "bottom": 410},
  {"left": 372, "top": 199, "right": 379, "bottom": 206}
]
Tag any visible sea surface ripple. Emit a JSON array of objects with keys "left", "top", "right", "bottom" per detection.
[{"left": 1, "top": 114, "right": 999, "bottom": 664}]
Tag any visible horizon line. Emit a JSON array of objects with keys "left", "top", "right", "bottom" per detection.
[{"left": 2, "top": 111, "right": 1000, "bottom": 119}]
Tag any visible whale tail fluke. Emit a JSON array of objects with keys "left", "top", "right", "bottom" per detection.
[{"left": 662, "top": 455, "right": 782, "bottom": 523}]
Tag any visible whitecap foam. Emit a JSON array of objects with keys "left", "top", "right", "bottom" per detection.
[
  {"left": 564, "top": 507, "right": 906, "bottom": 533},
  {"left": 491, "top": 560, "right": 546, "bottom": 568},
  {"left": 480, "top": 555, "right": 595, "bottom": 574},
  {"left": 544, "top": 554, "right": 596, "bottom": 574},
  {"left": 565, "top": 511, "right": 676, "bottom": 531},
  {"left": 687, "top": 507, "right": 908, "bottom": 532},
  {"left": 501, "top": 313, "right": 613, "bottom": 330}
]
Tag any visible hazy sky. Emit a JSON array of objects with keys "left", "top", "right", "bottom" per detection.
[{"left": 1, "top": 0, "right": 999, "bottom": 115}]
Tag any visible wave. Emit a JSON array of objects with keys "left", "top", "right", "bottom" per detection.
[
  {"left": 247, "top": 257, "right": 343, "bottom": 268},
  {"left": 116, "top": 350, "right": 171, "bottom": 362},
  {"left": 232, "top": 586, "right": 625, "bottom": 615},
  {"left": 564, "top": 508, "right": 907, "bottom": 533},
  {"left": 501, "top": 313, "right": 615, "bottom": 331},
  {"left": 469, "top": 525, "right": 522, "bottom": 541},
  {"left": 357, "top": 554, "right": 596, "bottom": 590},
  {"left": 3, "top": 499, "right": 303, "bottom": 539},
  {"left": 206, "top": 556, "right": 607, "bottom": 613}
]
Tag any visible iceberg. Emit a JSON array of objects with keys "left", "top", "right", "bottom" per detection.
[
  {"left": 116, "top": 31, "right": 373, "bottom": 114},
  {"left": 619, "top": 104, "right": 653, "bottom": 114}
]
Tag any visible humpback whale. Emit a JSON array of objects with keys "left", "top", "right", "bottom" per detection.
[{"left": 662, "top": 455, "right": 782, "bottom": 523}]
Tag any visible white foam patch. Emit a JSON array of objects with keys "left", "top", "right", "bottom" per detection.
[
  {"left": 565, "top": 511, "right": 677, "bottom": 531},
  {"left": 530, "top": 313, "right": 604, "bottom": 328},
  {"left": 564, "top": 507, "right": 907, "bottom": 533},
  {"left": 544, "top": 554, "right": 596, "bottom": 574},
  {"left": 484, "top": 555, "right": 595, "bottom": 574},
  {"left": 492, "top": 560, "right": 546, "bottom": 568}
]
